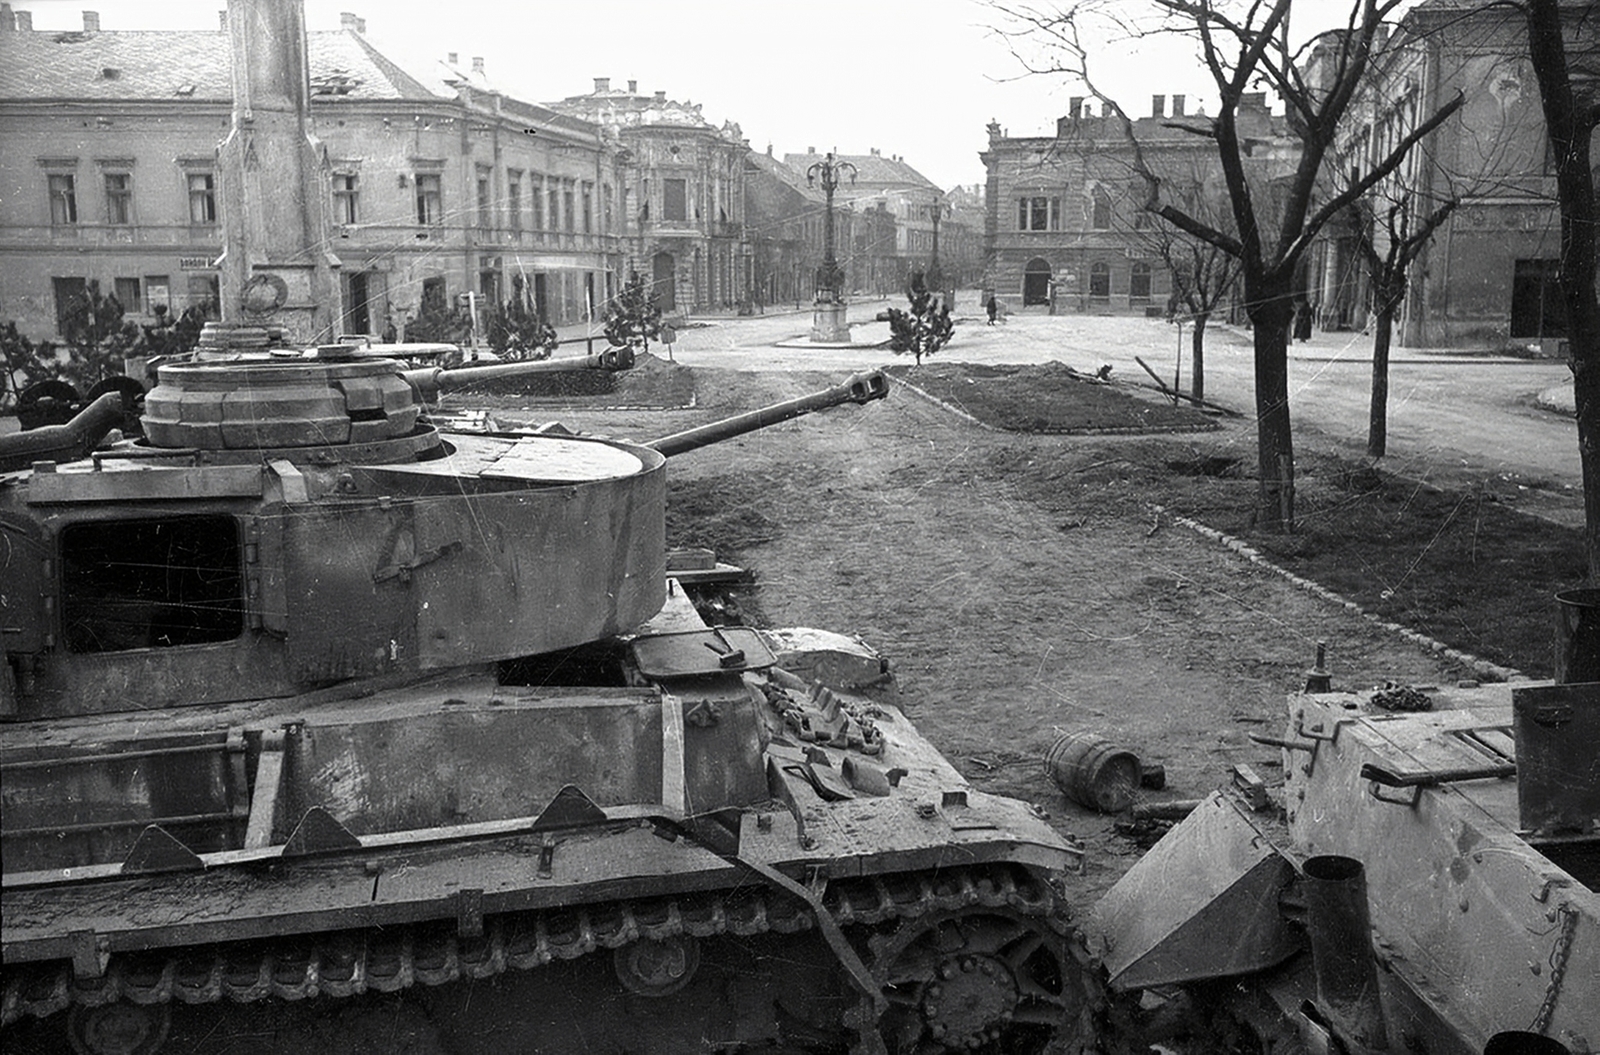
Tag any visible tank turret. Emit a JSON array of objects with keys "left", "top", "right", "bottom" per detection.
[{"left": 0, "top": 339, "right": 1086, "bottom": 1055}]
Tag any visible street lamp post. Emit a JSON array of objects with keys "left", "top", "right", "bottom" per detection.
[
  {"left": 807, "top": 152, "right": 856, "bottom": 343},
  {"left": 927, "top": 197, "right": 951, "bottom": 309}
]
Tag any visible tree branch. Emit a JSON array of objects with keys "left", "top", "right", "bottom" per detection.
[{"left": 1284, "top": 89, "right": 1466, "bottom": 266}]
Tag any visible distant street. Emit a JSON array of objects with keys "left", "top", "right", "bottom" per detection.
[{"left": 602, "top": 295, "right": 1581, "bottom": 523}]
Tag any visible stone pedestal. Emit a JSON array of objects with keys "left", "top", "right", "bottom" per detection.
[{"left": 810, "top": 299, "right": 850, "bottom": 343}]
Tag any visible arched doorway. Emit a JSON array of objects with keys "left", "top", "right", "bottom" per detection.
[
  {"left": 1023, "top": 258, "right": 1052, "bottom": 306},
  {"left": 652, "top": 251, "right": 676, "bottom": 313}
]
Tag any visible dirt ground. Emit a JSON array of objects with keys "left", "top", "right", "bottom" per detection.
[{"left": 478, "top": 361, "right": 1473, "bottom": 905}]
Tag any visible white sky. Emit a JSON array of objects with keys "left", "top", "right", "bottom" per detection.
[{"left": 16, "top": 0, "right": 1402, "bottom": 190}]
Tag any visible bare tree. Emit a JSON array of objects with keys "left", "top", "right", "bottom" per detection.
[
  {"left": 1348, "top": 190, "right": 1458, "bottom": 458},
  {"left": 1144, "top": 173, "right": 1242, "bottom": 403},
  {"left": 1523, "top": 0, "right": 1600, "bottom": 580},
  {"left": 993, "top": 0, "right": 1463, "bottom": 530}
]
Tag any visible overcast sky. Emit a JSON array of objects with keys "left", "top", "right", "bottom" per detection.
[{"left": 17, "top": 0, "right": 1403, "bottom": 190}]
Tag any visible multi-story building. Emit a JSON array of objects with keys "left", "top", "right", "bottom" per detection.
[
  {"left": 0, "top": 7, "right": 625, "bottom": 342},
  {"left": 783, "top": 149, "right": 944, "bottom": 296},
  {"left": 550, "top": 79, "right": 751, "bottom": 315},
  {"left": 980, "top": 94, "right": 1292, "bottom": 314},
  {"left": 1313, "top": 0, "right": 1598, "bottom": 347},
  {"left": 744, "top": 147, "right": 829, "bottom": 309},
  {"left": 942, "top": 184, "right": 986, "bottom": 292}
]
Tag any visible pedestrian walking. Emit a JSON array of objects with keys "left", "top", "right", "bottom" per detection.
[{"left": 986, "top": 294, "right": 998, "bottom": 326}]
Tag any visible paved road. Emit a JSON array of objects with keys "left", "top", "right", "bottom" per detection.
[{"left": 605, "top": 297, "right": 1581, "bottom": 522}]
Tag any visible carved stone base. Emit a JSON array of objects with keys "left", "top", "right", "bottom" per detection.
[{"left": 810, "top": 300, "right": 850, "bottom": 343}]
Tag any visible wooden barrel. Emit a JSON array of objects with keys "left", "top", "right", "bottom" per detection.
[{"left": 1044, "top": 731, "right": 1140, "bottom": 813}]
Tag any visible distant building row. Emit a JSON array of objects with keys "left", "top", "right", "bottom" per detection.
[
  {"left": 979, "top": 0, "right": 1597, "bottom": 346},
  {"left": 0, "top": 6, "right": 979, "bottom": 342}
]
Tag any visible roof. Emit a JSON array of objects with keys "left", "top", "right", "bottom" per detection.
[
  {"left": 746, "top": 151, "right": 824, "bottom": 201},
  {"left": 0, "top": 27, "right": 449, "bottom": 103},
  {"left": 782, "top": 151, "right": 940, "bottom": 192}
]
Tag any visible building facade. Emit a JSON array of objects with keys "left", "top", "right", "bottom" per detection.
[
  {"left": 783, "top": 149, "right": 945, "bottom": 297},
  {"left": 1314, "top": 0, "right": 1599, "bottom": 347},
  {"left": 551, "top": 79, "right": 751, "bottom": 315},
  {"left": 980, "top": 94, "right": 1292, "bottom": 315},
  {"left": 0, "top": 8, "right": 625, "bottom": 342}
]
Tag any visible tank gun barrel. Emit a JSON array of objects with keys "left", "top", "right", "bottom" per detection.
[
  {"left": 646, "top": 369, "right": 889, "bottom": 457},
  {"left": 0, "top": 391, "right": 124, "bottom": 472},
  {"left": 403, "top": 347, "right": 635, "bottom": 399}
]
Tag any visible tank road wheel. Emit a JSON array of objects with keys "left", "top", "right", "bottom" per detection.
[
  {"left": 854, "top": 911, "right": 1081, "bottom": 1055},
  {"left": 612, "top": 934, "right": 702, "bottom": 997},
  {"left": 66, "top": 1001, "right": 171, "bottom": 1055}
]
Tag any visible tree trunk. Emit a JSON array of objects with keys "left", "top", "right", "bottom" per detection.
[
  {"left": 1191, "top": 312, "right": 1208, "bottom": 404},
  {"left": 1525, "top": 0, "right": 1600, "bottom": 581},
  {"left": 1367, "top": 304, "right": 1394, "bottom": 459},
  {"left": 1249, "top": 286, "right": 1297, "bottom": 532}
]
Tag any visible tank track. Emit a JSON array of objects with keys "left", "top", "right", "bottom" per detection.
[{"left": 3, "top": 862, "right": 1064, "bottom": 1031}]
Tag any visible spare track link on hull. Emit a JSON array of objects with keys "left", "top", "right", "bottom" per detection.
[{"left": 2, "top": 863, "right": 1062, "bottom": 1030}]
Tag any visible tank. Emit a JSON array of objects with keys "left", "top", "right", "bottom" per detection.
[
  {"left": 1083, "top": 670, "right": 1599, "bottom": 1055},
  {"left": 0, "top": 336, "right": 1087, "bottom": 1055}
]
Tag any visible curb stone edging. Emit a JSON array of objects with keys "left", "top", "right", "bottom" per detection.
[{"left": 1150, "top": 504, "right": 1527, "bottom": 684}]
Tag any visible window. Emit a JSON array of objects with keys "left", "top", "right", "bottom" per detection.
[
  {"left": 114, "top": 276, "right": 142, "bottom": 313},
  {"left": 563, "top": 183, "right": 575, "bottom": 232},
  {"left": 477, "top": 166, "right": 493, "bottom": 229},
  {"left": 508, "top": 171, "right": 522, "bottom": 231},
  {"left": 1090, "top": 262, "right": 1111, "bottom": 298},
  {"left": 1130, "top": 262, "right": 1152, "bottom": 302},
  {"left": 663, "top": 178, "right": 687, "bottom": 222},
  {"left": 547, "top": 183, "right": 560, "bottom": 230},
  {"left": 415, "top": 173, "right": 442, "bottom": 225},
  {"left": 145, "top": 275, "right": 171, "bottom": 315},
  {"left": 188, "top": 172, "right": 216, "bottom": 224},
  {"left": 52, "top": 276, "right": 87, "bottom": 332},
  {"left": 186, "top": 274, "right": 219, "bottom": 311},
  {"left": 50, "top": 174, "right": 78, "bottom": 225},
  {"left": 531, "top": 176, "right": 544, "bottom": 229},
  {"left": 333, "top": 173, "right": 359, "bottom": 225},
  {"left": 1019, "top": 195, "right": 1060, "bottom": 232},
  {"left": 104, "top": 172, "right": 132, "bottom": 225},
  {"left": 1092, "top": 187, "right": 1112, "bottom": 230},
  {"left": 61, "top": 516, "right": 243, "bottom": 653},
  {"left": 582, "top": 183, "right": 593, "bottom": 234}
]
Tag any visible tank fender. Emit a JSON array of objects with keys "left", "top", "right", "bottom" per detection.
[{"left": 1084, "top": 790, "right": 1303, "bottom": 990}]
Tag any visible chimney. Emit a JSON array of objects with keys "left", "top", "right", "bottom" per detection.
[
  {"left": 340, "top": 12, "right": 366, "bottom": 34},
  {"left": 1069, "top": 95, "right": 1084, "bottom": 119},
  {"left": 218, "top": 9, "right": 227, "bottom": 29},
  {"left": 1151, "top": 94, "right": 1165, "bottom": 118},
  {"left": 472, "top": 56, "right": 484, "bottom": 75},
  {"left": 447, "top": 52, "right": 458, "bottom": 65},
  {"left": 83, "top": 10, "right": 100, "bottom": 32},
  {"left": 1, "top": 4, "right": 12, "bottom": 31},
  {"left": 1240, "top": 91, "right": 1267, "bottom": 112},
  {"left": 627, "top": 79, "right": 637, "bottom": 93},
  {"left": 806, "top": 145, "right": 815, "bottom": 154},
  {"left": 1172, "top": 94, "right": 1186, "bottom": 117},
  {"left": 654, "top": 90, "right": 666, "bottom": 102},
  {"left": 15, "top": 6, "right": 29, "bottom": 28},
  {"left": 594, "top": 76, "right": 610, "bottom": 93}
]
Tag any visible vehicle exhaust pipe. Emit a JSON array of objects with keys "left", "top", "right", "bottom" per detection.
[
  {"left": 1302, "top": 855, "right": 1388, "bottom": 1052},
  {"left": 0, "top": 391, "right": 125, "bottom": 472}
]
